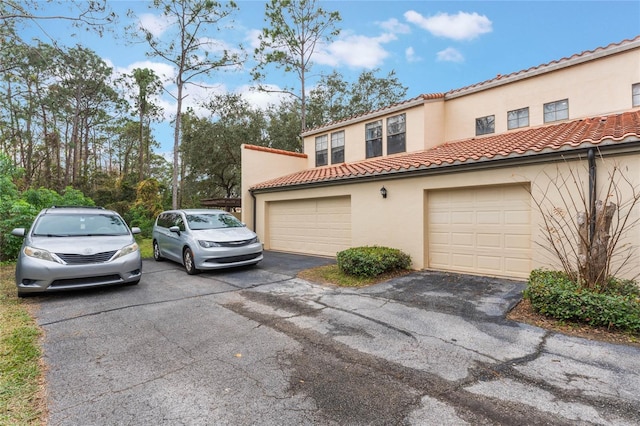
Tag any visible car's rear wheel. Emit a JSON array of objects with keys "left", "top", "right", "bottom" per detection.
[
  {"left": 183, "top": 248, "right": 199, "bottom": 275},
  {"left": 153, "top": 240, "right": 163, "bottom": 261}
]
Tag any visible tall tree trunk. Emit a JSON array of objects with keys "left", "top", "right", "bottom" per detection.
[{"left": 172, "top": 81, "right": 183, "bottom": 209}]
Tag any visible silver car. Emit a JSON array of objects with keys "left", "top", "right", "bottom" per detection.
[
  {"left": 152, "top": 209, "right": 263, "bottom": 274},
  {"left": 11, "top": 206, "right": 142, "bottom": 297}
]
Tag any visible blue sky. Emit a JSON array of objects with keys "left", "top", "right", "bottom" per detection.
[{"left": 21, "top": 1, "right": 640, "bottom": 153}]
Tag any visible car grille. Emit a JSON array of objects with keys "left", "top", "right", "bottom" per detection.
[
  {"left": 56, "top": 250, "right": 118, "bottom": 264},
  {"left": 50, "top": 274, "right": 122, "bottom": 287},
  {"left": 206, "top": 253, "right": 262, "bottom": 264},
  {"left": 217, "top": 239, "right": 257, "bottom": 248}
]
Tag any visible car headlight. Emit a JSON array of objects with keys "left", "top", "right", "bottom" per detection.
[
  {"left": 249, "top": 236, "right": 260, "bottom": 244},
  {"left": 23, "top": 246, "right": 64, "bottom": 264},
  {"left": 199, "top": 240, "right": 221, "bottom": 248},
  {"left": 113, "top": 242, "right": 139, "bottom": 260}
]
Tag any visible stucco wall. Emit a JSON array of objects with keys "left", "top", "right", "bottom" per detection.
[
  {"left": 444, "top": 49, "right": 640, "bottom": 142},
  {"left": 302, "top": 103, "right": 427, "bottom": 166},
  {"left": 240, "top": 145, "right": 307, "bottom": 229},
  {"left": 252, "top": 152, "right": 640, "bottom": 280}
]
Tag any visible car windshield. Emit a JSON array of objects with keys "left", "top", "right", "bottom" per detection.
[
  {"left": 186, "top": 213, "right": 243, "bottom": 230},
  {"left": 32, "top": 213, "right": 130, "bottom": 237}
]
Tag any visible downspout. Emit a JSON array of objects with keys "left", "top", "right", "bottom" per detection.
[
  {"left": 588, "top": 148, "right": 596, "bottom": 244},
  {"left": 249, "top": 188, "right": 257, "bottom": 232}
]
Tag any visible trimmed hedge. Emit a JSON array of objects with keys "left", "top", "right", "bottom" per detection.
[
  {"left": 524, "top": 269, "right": 640, "bottom": 333},
  {"left": 337, "top": 246, "right": 411, "bottom": 278}
]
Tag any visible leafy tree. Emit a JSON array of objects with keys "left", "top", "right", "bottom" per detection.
[
  {"left": 181, "top": 94, "right": 267, "bottom": 204},
  {"left": 125, "top": 179, "right": 164, "bottom": 237},
  {"left": 132, "top": 0, "right": 243, "bottom": 209},
  {"left": 252, "top": 0, "right": 341, "bottom": 136},
  {"left": 0, "top": 152, "right": 30, "bottom": 261},
  {"left": 306, "top": 69, "right": 408, "bottom": 128},
  {"left": 265, "top": 98, "right": 303, "bottom": 152},
  {"left": 120, "top": 68, "right": 164, "bottom": 181}
]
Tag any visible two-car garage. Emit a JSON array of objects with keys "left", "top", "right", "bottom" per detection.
[{"left": 263, "top": 184, "right": 532, "bottom": 279}]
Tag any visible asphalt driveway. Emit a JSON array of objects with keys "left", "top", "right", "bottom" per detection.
[{"left": 33, "top": 251, "right": 640, "bottom": 425}]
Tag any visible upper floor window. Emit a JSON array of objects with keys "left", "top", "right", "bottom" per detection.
[
  {"left": 315, "top": 135, "right": 328, "bottom": 166},
  {"left": 475, "top": 115, "right": 495, "bottom": 136},
  {"left": 387, "top": 114, "right": 406, "bottom": 155},
  {"left": 544, "top": 99, "right": 569, "bottom": 123},
  {"left": 633, "top": 83, "right": 640, "bottom": 107},
  {"left": 507, "top": 107, "right": 529, "bottom": 130},
  {"left": 365, "top": 120, "right": 382, "bottom": 158},
  {"left": 331, "top": 131, "right": 345, "bottom": 164}
]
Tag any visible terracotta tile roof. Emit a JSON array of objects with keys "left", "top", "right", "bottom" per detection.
[
  {"left": 243, "top": 144, "right": 307, "bottom": 158},
  {"left": 250, "top": 110, "right": 640, "bottom": 191}
]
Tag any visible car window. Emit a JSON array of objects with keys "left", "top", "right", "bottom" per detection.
[
  {"left": 32, "top": 214, "right": 130, "bottom": 237},
  {"left": 186, "top": 213, "right": 243, "bottom": 230},
  {"left": 175, "top": 215, "right": 186, "bottom": 231}
]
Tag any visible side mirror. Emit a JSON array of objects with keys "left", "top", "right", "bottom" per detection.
[
  {"left": 169, "top": 226, "right": 181, "bottom": 234},
  {"left": 11, "top": 228, "right": 26, "bottom": 237},
  {"left": 131, "top": 227, "right": 141, "bottom": 235}
]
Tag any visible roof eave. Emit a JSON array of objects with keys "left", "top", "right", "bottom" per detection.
[{"left": 250, "top": 137, "right": 640, "bottom": 194}]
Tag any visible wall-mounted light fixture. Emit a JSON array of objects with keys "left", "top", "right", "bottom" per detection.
[{"left": 380, "top": 186, "right": 387, "bottom": 199}]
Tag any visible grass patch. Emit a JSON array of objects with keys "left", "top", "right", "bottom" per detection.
[
  {"left": 0, "top": 264, "right": 45, "bottom": 425},
  {"left": 298, "top": 263, "right": 412, "bottom": 288},
  {"left": 136, "top": 237, "right": 153, "bottom": 259}
]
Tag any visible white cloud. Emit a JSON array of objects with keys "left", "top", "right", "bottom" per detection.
[
  {"left": 405, "top": 11, "right": 492, "bottom": 41},
  {"left": 246, "top": 29, "right": 262, "bottom": 50},
  {"left": 405, "top": 46, "right": 421, "bottom": 63},
  {"left": 137, "top": 13, "right": 174, "bottom": 38},
  {"left": 436, "top": 47, "right": 464, "bottom": 63},
  {"left": 315, "top": 32, "right": 395, "bottom": 69},
  {"left": 110, "top": 60, "right": 176, "bottom": 83},
  {"left": 378, "top": 18, "right": 411, "bottom": 34},
  {"left": 237, "top": 84, "right": 290, "bottom": 110}
]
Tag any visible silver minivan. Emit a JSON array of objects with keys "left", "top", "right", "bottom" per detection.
[
  {"left": 11, "top": 206, "right": 142, "bottom": 297},
  {"left": 152, "top": 209, "right": 263, "bottom": 274}
]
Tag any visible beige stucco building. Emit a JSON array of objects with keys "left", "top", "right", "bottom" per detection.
[{"left": 241, "top": 36, "right": 640, "bottom": 280}]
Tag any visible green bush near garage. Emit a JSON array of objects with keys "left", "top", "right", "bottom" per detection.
[
  {"left": 524, "top": 269, "right": 640, "bottom": 333},
  {"left": 337, "top": 246, "right": 411, "bottom": 278}
]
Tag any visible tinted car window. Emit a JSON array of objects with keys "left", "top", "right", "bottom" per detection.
[
  {"left": 33, "top": 213, "right": 129, "bottom": 236},
  {"left": 186, "top": 213, "right": 243, "bottom": 230},
  {"left": 175, "top": 215, "right": 185, "bottom": 231}
]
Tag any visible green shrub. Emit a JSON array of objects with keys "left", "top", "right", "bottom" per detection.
[
  {"left": 337, "top": 246, "right": 411, "bottom": 278},
  {"left": 525, "top": 269, "right": 640, "bottom": 332}
]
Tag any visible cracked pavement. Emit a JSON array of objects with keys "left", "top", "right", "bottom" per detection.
[{"left": 33, "top": 252, "right": 640, "bottom": 425}]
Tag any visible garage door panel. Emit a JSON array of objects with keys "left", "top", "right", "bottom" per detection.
[
  {"left": 268, "top": 197, "right": 351, "bottom": 257},
  {"left": 427, "top": 185, "right": 531, "bottom": 279}
]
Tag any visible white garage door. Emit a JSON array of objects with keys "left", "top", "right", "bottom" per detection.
[
  {"left": 268, "top": 196, "right": 351, "bottom": 256},
  {"left": 427, "top": 185, "right": 531, "bottom": 279}
]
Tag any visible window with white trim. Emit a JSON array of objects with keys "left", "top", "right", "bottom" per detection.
[
  {"left": 507, "top": 107, "right": 529, "bottom": 130},
  {"left": 315, "top": 135, "right": 328, "bottom": 166},
  {"left": 475, "top": 115, "right": 495, "bottom": 136},
  {"left": 633, "top": 83, "right": 640, "bottom": 107},
  {"left": 331, "top": 131, "right": 345, "bottom": 164},
  {"left": 387, "top": 113, "right": 406, "bottom": 154},
  {"left": 544, "top": 99, "right": 569, "bottom": 123},
  {"left": 365, "top": 120, "right": 382, "bottom": 158}
]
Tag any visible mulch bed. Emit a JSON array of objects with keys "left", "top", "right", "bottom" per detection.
[{"left": 507, "top": 298, "right": 640, "bottom": 348}]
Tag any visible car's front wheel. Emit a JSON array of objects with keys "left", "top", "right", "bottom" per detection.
[
  {"left": 153, "top": 240, "right": 163, "bottom": 261},
  {"left": 183, "top": 248, "right": 199, "bottom": 275}
]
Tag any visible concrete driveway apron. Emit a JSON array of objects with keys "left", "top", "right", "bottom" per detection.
[{"left": 34, "top": 251, "right": 640, "bottom": 425}]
